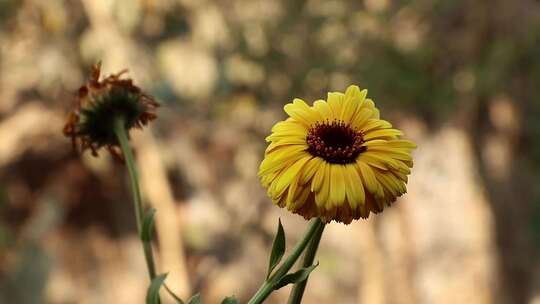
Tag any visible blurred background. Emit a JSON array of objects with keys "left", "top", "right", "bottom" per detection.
[{"left": 1, "top": 0, "right": 540, "bottom": 303}]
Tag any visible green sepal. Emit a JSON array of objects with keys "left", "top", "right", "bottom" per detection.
[
  {"left": 273, "top": 262, "right": 319, "bottom": 290},
  {"left": 266, "top": 218, "right": 286, "bottom": 279},
  {"left": 146, "top": 273, "right": 168, "bottom": 304},
  {"left": 141, "top": 208, "right": 157, "bottom": 242},
  {"left": 188, "top": 293, "right": 201, "bottom": 304},
  {"left": 221, "top": 296, "right": 239, "bottom": 304},
  {"left": 78, "top": 89, "right": 144, "bottom": 146}
]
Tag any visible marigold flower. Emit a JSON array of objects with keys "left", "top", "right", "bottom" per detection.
[
  {"left": 259, "top": 85, "right": 416, "bottom": 224},
  {"left": 63, "top": 63, "right": 159, "bottom": 158}
]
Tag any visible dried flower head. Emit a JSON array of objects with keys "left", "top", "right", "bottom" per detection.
[
  {"left": 63, "top": 62, "right": 159, "bottom": 158},
  {"left": 259, "top": 85, "right": 416, "bottom": 224}
]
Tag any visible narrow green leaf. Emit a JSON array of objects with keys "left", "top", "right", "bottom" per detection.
[
  {"left": 146, "top": 273, "right": 168, "bottom": 304},
  {"left": 141, "top": 208, "right": 157, "bottom": 242},
  {"left": 164, "top": 283, "right": 185, "bottom": 304},
  {"left": 273, "top": 263, "right": 319, "bottom": 290},
  {"left": 267, "top": 218, "right": 286, "bottom": 279},
  {"left": 221, "top": 296, "right": 239, "bottom": 304},
  {"left": 187, "top": 293, "right": 201, "bottom": 304}
]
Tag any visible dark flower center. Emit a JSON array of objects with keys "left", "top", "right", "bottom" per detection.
[{"left": 306, "top": 120, "right": 366, "bottom": 164}]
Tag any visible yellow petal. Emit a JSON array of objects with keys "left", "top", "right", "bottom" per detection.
[
  {"left": 266, "top": 129, "right": 306, "bottom": 142},
  {"left": 359, "top": 100, "right": 379, "bottom": 119},
  {"left": 393, "top": 159, "right": 412, "bottom": 173},
  {"left": 272, "top": 193, "right": 287, "bottom": 208},
  {"left": 327, "top": 92, "right": 344, "bottom": 119},
  {"left": 284, "top": 99, "right": 319, "bottom": 127},
  {"left": 361, "top": 151, "right": 401, "bottom": 169},
  {"left": 311, "top": 160, "right": 327, "bottom": 192},
  {"left": 394, "top": 160, "right": 411, "bottom": 174},
  {"left": 375, "top": 172, "right": 401, "bottom": 197},
  {"left": 286, "top": 164, "right": 310, "bottom": 207},
  {"left": 357, "top": 161, "right": 382, "bottom": 197},
  {"left": 364, "top": 98, "right": 375, "bottom": 109},
  {"left": 271, "top": 120, "right": 307, "bottom": 133},
  {"left": 315, "top": 163, "right": 331, "bottom": 208},
  {"left": 285, "top": 156, "right": 315, "bottom": 206},
  {"left": 365, "top": 140, "right": 416, "bottom": 155},
  {"left": 296, "top": 98, "right": 323, "bottom": 120},
  {"left": 344, "top": 164, "right": 365, "bottom": 209},
  {"left": 345, "top": 85, "right": 361, "bottom": 98},
  {"left": 386, "top": 139, "right": 417, "bottom": 149},
  {"left": 313, "top": 99, "right": 332, "bottom": 119},
  {"left": 270, "top": 155, "right": 310, "bottom": 198},
  {"left": 350, "top": 108, "right": 373, "bottom": 130},
  {"left": 328, "top": 165, "right": 346, "bottom": 209},
  {"left": 361, "top": 119, "right": 392, "bottom": 133},
  {"left": 365, "top": 147, "right": 413, "bottom": 162},
  {"left": 260, "top": 171, "right": 278, "bottom": 187},
  {"left": 362, "top": 139, "right": 388, "bottom": 147},
  {"left": 392, "top": 170, "right": 408, "bottom": 183},
  {"left": 345, "top": 85, "right": 367, "bottom": 106},
  {"left": 341, "top": 86, "right": 367, "bottom": 122},
  {"left": 289, "top": 185, "right": 311, "bottom": 211},
  {"left": 265, "top": 139, "right": 307, "bottom": 154},
  {"left": 340, "top": 95, "right": 359, "bottom": 123},
  {"left": 371, "top": 107, "right": 380, "bottom": 119},
  {"left": 259, "top": 146, "right": 307, "bottom": 176},
  {"left": 357, "top": 153, "right": 389, "bottom": 170},
  {"left": 300, "top": 157, "right": 323, "bottom": 185},
  {"left": 363, "top": 129, "right": 403, "bottom": 141}
]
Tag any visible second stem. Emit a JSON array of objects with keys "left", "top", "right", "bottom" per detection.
[{"left": 287, "top": 222, "right": 325, "bottom": 304}]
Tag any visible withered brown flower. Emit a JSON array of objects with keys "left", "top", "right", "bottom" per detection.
[{"left": 63, "top": 62, "right": 159, "bottom": 158}]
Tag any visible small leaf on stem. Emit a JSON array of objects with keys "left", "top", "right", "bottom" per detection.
[
  {"left": 146, "top": 273, "right": 168, "bottom": 304},
  {"left": 273, "top": 263, "right": 319, "bottom": 290},
  {"left": 221, "top": 296, "right": 239, "bottom": 304},
  {"left": 267, "top": 218, "right": 286, "bottom": 279}
]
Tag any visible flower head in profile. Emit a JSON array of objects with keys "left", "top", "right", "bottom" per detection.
[
  {"left": 63, "top": 62, "right": 159, "bottom": 158},
  {"left": 259, "top": 85, "right": 416, "bottom": 224}
]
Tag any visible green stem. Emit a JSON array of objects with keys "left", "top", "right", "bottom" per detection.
[
  {"left": 247, "top": 218, "right": 325, "bottom": 304},
  {"left": 114, "top": 117, "right": 157, "bottom": 280},
  {"left": 287, "top": 222, "right": 325, "bottom": 304}
]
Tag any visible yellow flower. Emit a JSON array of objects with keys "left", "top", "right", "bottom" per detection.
[{"left": 258, "top": 85, "right": 416, "bottom": 224}]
